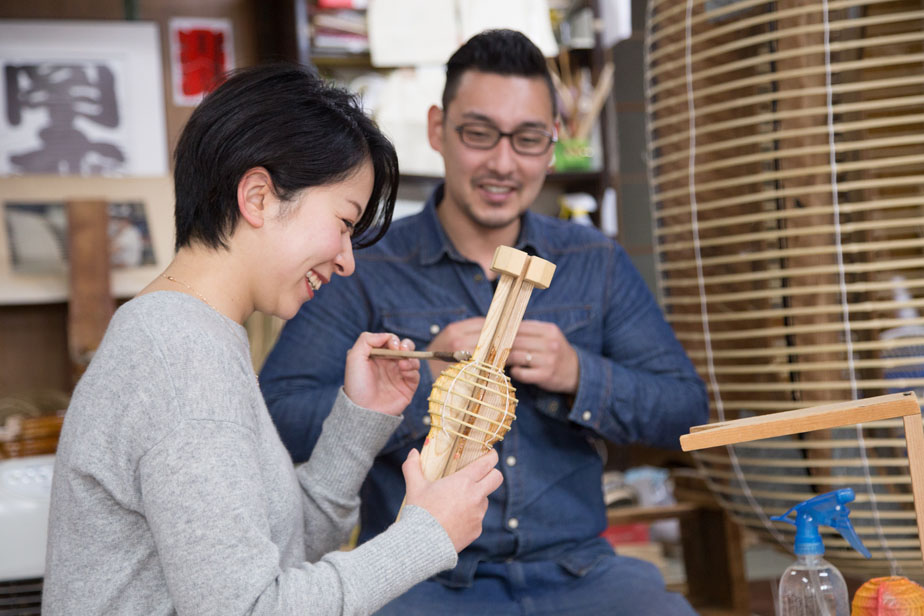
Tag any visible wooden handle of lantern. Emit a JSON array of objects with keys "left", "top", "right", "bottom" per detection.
[
  {"left": 446, "top": 255, "right": 556, "bottom": 473},
  {"left": 416, "top": 247, "right": 532, "bottom": 483},
  {"left": 399, "top": 246, "right": 556, "bottom": 520}
]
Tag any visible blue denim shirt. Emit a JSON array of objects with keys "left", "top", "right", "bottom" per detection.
[{"left": 260, "top": 184, "right": 708, "bottom": 587}]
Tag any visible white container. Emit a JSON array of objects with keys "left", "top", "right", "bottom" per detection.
[
  {"left": 778, "top": 553, "right": 849, "bottom": 616},
  {"left": 0, "top": 455, "right": 54, "bottom": 581}
]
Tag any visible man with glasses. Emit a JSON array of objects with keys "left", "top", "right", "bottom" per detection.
[{"left": 261, "top": 29, "right": 706, "bottom": 615}]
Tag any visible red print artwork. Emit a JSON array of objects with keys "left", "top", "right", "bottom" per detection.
[{"left": 177, "top": 28, "right": 226, "bottom": 98}]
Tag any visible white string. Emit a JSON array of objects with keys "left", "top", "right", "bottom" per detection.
[
  {"left": 819, "top": 0, "right": 895, "bottom": 570},
  {"left": 437, "top": 361, "right": 512, "bottom": 445},
  {"left": 678, "top": 0, "right": 788, "bottom": 547}
]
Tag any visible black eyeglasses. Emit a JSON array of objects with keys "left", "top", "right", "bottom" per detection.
[{"left": 454, "top": 123, "right": 557, "bottom": 156}]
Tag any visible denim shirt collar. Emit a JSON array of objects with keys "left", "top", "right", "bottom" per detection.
[{"left": 418, "top": 182, "right": 552, "bottom": 266}]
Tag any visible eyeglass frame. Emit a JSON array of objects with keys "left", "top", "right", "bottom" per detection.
[{"left": 453, "top": 122, "right": 558, "bottom": 156}]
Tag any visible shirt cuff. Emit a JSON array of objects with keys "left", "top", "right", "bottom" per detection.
[{"left": 567, "top": 347, "right": 626, "bottom": 441}]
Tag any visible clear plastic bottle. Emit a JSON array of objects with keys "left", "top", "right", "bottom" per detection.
[
  {"left": 778, "top": 553, "right": 849, "bottom": 616},
  {"left": 772, "top": 488, "right": 870, "bottom": 616}
]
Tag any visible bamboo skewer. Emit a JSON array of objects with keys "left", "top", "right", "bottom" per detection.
[{"left": 369, "top": 348, "right": 471, "bottom": 362}]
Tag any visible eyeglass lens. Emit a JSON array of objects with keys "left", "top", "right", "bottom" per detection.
[{"left": 457, "top": 124, "right": 553, "bottom": 155}]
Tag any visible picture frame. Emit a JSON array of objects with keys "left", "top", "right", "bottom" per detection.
[
  {"left": 168, "top": 17, "right": 235, "bottom": 107},
  {"left": 0, "top": 176, "right": 174, "bottom": 304},
  {"left": 0, "top": 20, "right": 168, "bottom": 177}
]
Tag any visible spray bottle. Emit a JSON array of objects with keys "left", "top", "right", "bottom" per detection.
[{"left": 771, "top": 488, "right": 871, "bottom": 616}]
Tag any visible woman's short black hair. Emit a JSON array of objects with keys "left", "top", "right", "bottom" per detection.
[
  {"left": 173, "top": 63, "right": 398, "bottom": 251},
  {"left": 442, "top": 29, "right": 557, "bottom": 117}
]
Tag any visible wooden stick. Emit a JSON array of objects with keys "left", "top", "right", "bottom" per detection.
[
  {"left": 655, "top": 199, "right": 924, "bottom": 235},
  {"left": 649, "top": 94, "right": 924, "bottom": 147},
  {"left": 648, "top": 0, "right": 914, "bottom": 63},
  {"left": 369, "top": 348, "right": 471, "bottom": 362},
  {"left": 651, "top": 12, "right": 922, "bottom": 77},
  {"left": 575, "top": 61, "right": 615, "bottom": 141},
  {"left": 654, "top": 133, "right": 924, "bottom": 186},
  {"left": 654, "top": 175, "right": 924, "bottom": 219},
  {"left": 680, "top": 392, "right": 920, "bottom": 450},
  {"left": 652, "top": 152, "right": 924, "bottom": 203},
  {"left": 651, "top": 30, "right": 924, "bottom": 97}
]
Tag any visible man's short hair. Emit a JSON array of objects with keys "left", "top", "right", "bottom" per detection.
[{"left": 442, "top": 29, "right": 557, "bottom": 118}]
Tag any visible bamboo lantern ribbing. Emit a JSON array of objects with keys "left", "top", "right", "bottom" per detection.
[{"left": 646, "top": 0, "right": 924, "bottom": 580}]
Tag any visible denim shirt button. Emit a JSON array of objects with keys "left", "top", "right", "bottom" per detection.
[
  {"left": 429, "top": 324, "right": 440, "bottom": 335},
  {"left": 548, "top": 400, "right": 560, "bottom": 413},
  {"left": 474, "top": 273, "right": 484, "bottom": 282},
  {"left": 582, "top": 410, "right": 592, "bottom": 421},
  {"left": 505, "top": 455, "right": 517, "bottom": 467},
  {"left": 507, "top": 517, "right": 519, "bottom": 529},
  {"left": 422, "top": 415, "right": 431, "bottom": 426}
]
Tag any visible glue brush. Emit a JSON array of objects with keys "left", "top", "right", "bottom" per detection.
[{"left": 369, "top": 348, "right": 471, "bottom": 362}]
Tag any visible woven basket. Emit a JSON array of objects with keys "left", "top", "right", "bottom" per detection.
[{"left": 646, "top": 0, "right": 924, "bottom": 579}]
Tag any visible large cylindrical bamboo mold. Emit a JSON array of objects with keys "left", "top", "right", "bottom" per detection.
[{"left": 646, "top": 0, "right": 924, "bottom": 579}]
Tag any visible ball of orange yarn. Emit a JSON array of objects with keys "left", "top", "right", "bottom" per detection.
[{"left": 851, "top": 576, "right": 924, "bottom": 615}]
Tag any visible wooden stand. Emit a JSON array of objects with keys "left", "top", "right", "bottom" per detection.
[{"left": 681, "top": 392, "right": 924, "bottom": 568}]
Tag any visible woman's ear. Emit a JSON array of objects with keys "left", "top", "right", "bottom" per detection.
[{"left": 237, "top": 167, "right": 275, "bottom": 229}]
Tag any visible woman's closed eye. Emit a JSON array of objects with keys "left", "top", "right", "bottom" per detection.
[{"left": 341, "top": 218, "right": 356, "bottom": 234}]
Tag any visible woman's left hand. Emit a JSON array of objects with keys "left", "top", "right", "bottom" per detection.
[{"left": 343, "top": 332, "right": 420, "bottom": 416}]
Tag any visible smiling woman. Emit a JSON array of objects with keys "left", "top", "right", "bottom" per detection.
[{"left": 41, "top": 64, "right": 504, "bottom": 616}]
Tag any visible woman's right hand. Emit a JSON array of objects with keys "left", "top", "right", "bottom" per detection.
[{"left": 401, "top": 449, "right": 503, "bottom": 552}]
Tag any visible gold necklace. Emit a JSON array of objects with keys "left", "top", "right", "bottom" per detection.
[
  {"left": 160, "top": 274, "right": 259, "bottom": 384},
  {"left": 161, "top": 274, "right": 217, "bottom": 311}
]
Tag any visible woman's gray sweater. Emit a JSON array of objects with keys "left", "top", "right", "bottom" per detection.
[{"left": 43, "top": 292, "right": 455, "bottom": 615}]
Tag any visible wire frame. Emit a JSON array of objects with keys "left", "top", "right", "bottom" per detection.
[
  {"left": 646, "top": 0, "right": 924, "bottom": 579},
  {"left": 427, "top": 359, "right": 517, "bottom": 473}
]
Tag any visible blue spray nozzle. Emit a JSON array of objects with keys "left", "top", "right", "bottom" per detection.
[{"left": 770, "top": 488, "right": 871, "bottom": 558}]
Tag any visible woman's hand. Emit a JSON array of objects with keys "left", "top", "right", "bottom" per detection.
[
  {"left": 402, "top": 448, "right": 503, "bottom": 552},
  {"left": 343, "top": 332, "right": 420, "bottom": 416}
]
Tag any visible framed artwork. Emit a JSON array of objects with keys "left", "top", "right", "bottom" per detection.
[
  {"left": 0, "top": 20, "right": 168, "bottom": 177},
  {"left": 168, "top": 17, "right": 235, "bottom": 107},
  {"left": 0, "top": 176, "right": 174, "bottom": 304},
  {"left": 5, "top": 201, "right": 156, "bottom": 274}
]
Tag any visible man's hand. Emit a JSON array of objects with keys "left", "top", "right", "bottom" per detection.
[
  {"left": 343, "top": 332, "right": 420, "bottom": 416},
  {"left": 507, "top": 320, "right": 579, "bottom": 394},
  {"left": 425, "top": 316, "right": 484, "bottom": 379}
]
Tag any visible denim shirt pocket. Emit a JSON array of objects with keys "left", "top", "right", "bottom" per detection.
[
  {"left": 381, "top": 306, "right": 472, "bottom": 347},
  {"left": 556, "top": 539, "right": 616, "bottom": 577},
  {"left": 525, "top": 305, "right": 595, "bottom": 348}
]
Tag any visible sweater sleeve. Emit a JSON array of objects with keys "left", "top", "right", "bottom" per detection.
[
  {"left": 294, "top": 388, "right": 401, "bottom": 560},
  {"left": 139, "top": 406, "right": 456, "bottom": 616}
]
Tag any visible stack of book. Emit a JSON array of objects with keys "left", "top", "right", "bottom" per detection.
[{"left": 312, "top": 2, "right": 368, "bottom": 55}]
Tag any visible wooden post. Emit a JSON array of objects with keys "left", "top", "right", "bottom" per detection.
[{"left": 66, "top": 200, "right": 114, "bottom": 385}]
